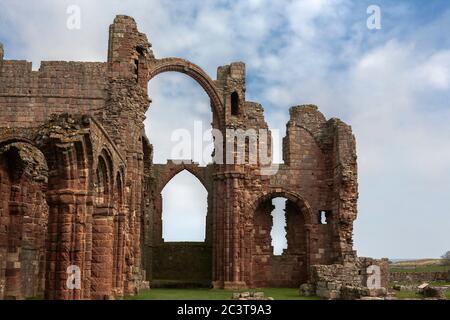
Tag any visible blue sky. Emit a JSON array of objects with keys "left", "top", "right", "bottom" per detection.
[{"left": 1, "top": 0, "right": 449, "bottom": 259}]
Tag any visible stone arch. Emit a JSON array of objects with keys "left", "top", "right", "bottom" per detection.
[
  {"left": 74, "top": 137, "right": 92, "bottom": 190},
  {"left": 0, "top": 136, "right": 37, "bottom": 148},
  {"left": 149, "top": 169, "right": 212, "bottom": 286},
  {"left": 115, "top": 169, "right": 125, "bottom": 207},
  {"left": 147, "top": 58, "right": 224, "bottom": 127},
  {"left": 250, "top": 190, "right": 312, "bottom": 287},
  {"left": 157, "top": 165, "right": 210, "bottom": 196},
  {"left": 231, "top": 91, "right": 240, "bottom": 116},
  {"left": 35, "top": 131, "right": 94, "bottom": 300},
  {"left": 96, "top": 157, "right": 109, "bottom": 203},
  {"left": 158, "top": 169, "right": 209, "bottom": 241},
  {"left": 251, "top": 190, "right": 313, "bottom": 224},
  {"left": 112, "top": 168, "right": 125, "bottom": 292},
  {"left": 0, "top": 140, "right": 48, "bottom": 299},
  {"left": 91, "top": 148, "right": 115, "bottom": 299},
  {"left": 95, "top": 150, "right": 113, "bottom": 206}
]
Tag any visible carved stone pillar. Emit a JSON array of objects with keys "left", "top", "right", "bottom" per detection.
[{"left": 212, "top": 171, "right": 247, "bottom": 289}]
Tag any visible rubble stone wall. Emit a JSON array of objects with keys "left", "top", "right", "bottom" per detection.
[{"left": 390, "top": 272, "right": 449, "bottom": 283}]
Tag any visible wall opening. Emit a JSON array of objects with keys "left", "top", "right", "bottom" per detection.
[
  {"left": 92, "top": 153, "right": 114, "bottom": 299},
  {"left": 116, "top": 172, "right": 123, "bottom": 207},
  {"left": 134, "top": 59, "right": 139, "bottom": 82},
  {"left": 151, "top": 169, "right": 212, "bottom": 287},
  {"left": 161, "top": 170, "right": 207, "bottom": 242},
  {"left": 252, "top": 193, "right": 308, "bottom": 287},
  {"left": 271, "top": 198, "right": 288, "bottom": 256},
  {"left": 319, "top": 210, "right": 331, "bottom": 225},
  {"left": 95, "top": 156, "right": 109, "bottom": 205},
  {"left": 145, "top": 71, "right": 214, "bottom": 287},
  {"left": 145, "top": 72, "right": 213, "bottom": 166},
  {"left": 231, "top": 91, "right": 239, "bottom": 116},
  {"left": 0, "top": 142, "right": 48, "bottom": 299}
]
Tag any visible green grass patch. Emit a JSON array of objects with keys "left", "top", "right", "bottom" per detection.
[
  {"left": 429, "top": 281, "right": 450, "bottom": 286},
  {"left": 125, "top": 288, "right": 321, "bottom": 300},
  {"left": 394, "top": 290, "right": 450, "bottom": 300},
  {"left": 25, "top": 296, "right": 43, "bottom": 300},
  {"left": 394, "top": 291, "right": 423, "bottom": 300},
  {"left": 389, "top": 265, "right": 449, "bottom": 273}
]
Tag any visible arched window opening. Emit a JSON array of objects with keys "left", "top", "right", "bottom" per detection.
[
  {"left": 96, "top": 157, "right": 109, "bottom": 205},
  {"left": 3, "top": 147, "right": 25, "bottom": 183},
  {"left": 0, "top": 142, "right": 48, "bottom": 299},
  {"left": 161, "top": 170, "right": 207, "bottom": 242},
  {"left": 231, "top": 91, "right": 239, "bottom": 116},
  {"left": 116, "top": 172, "right": 123, "bottom": 207},
  {"left": 271, "top": 197, "right": 288, "bottom": 256},
  {"left": 252, "top": 193, "right": 308, "bottom": 287}
]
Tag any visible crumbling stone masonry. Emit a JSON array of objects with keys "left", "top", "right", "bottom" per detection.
[
  {"left": 0, "top": 16, "right": 360, "bottom": 299},
  {"left": 302, "top": 258, "right": 389, "bottom": 299}
]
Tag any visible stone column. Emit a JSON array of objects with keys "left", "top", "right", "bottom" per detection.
[
  {"left": 5, "top": 185, "right": 24, "bottom": 299},
  {"left": 91, "top": 205, "right": 114, "bottom": 299},
  {"left": 212, "top": 171, "right": 247, "bottom": 289},
  {"left": 45, "top": 190, "right": 89, "bottom": 300}
]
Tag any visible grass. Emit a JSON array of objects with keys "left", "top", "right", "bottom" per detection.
[
  {"left": 389, "top": 259, "right": 449, "bottom": 273},
  {"left": 395, "top": 290, "right": 450, "bottom": 300},
  {"left": 125, "top": 288, "right": 321, "bottom": 300},
  {"left": 394, "top": 291, "right": 423, "bottom": 300},
  {"left": 392, "top": 259, "right": 443, "bottom": 266},
  {"left": 390, "top": 265, "right": 449, "bottom": 273},
  {"left": 430, "top": 281, "right": 450, "bottom": 286},
  {"left": 25, "top": 296, "right": 43, "bottom": 300}
]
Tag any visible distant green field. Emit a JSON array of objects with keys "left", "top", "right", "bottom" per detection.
[
  {"left": 125, "top": 288, "right": 321, "bottom": 300},
  {"left": 394, "top": 290, "right": 450, "bottom": 300},
  {"left": 389, "top": 259, "right": 449, "bottom": 273},
  {"left": 390, "top": 265, "right": 449, "bottom": 273},
  {"left": 394, "top": 291, "right": 423, "bottom": 300}
]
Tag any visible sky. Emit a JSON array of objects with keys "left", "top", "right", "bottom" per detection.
[{"left": 0, "top": 0, "right": 449, "bottom": 259}]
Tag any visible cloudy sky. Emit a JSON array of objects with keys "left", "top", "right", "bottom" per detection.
[{"left": 1, "top": 0, "right": 449, "bottom": 259}]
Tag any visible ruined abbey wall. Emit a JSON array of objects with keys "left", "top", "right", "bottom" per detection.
[{"left": 0, "top": 15, "right": 358, "bottom": 299}]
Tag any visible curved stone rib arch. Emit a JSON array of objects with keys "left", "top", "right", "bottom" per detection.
[
  {"left": 250, "top": 189, "right": 314, "bottom": 225},
  {"left": 157, "top": 166, "right": 209, "bottom": 196},
  {"left": 147, "top": 58, "right": 224, "bottom": 126},
  {"left": 0, "top": 136, "right": 37, "bottom": 149},
  {"left": 96, "top": 148, "right": 114, "bottom": 177},
  {"left": 115, "top": 169, "right": 124, "bottom": 204},
  {"left": 95, "top": 150, "right": 114, "bottom": 204}
]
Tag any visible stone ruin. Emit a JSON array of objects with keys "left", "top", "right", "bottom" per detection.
[
  {"left": 0, "top": 15, "right": 372, "bottom": 300},
  {"left": 300, "top": 258, "right": 390, "bottom": 300}
]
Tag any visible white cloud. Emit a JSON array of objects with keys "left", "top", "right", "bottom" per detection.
[{"left": 416, "top": 51, "right": 450, "bottom": 90}]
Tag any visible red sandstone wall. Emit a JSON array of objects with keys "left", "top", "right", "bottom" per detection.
[{"left": 0, "top": 61, "right": 107, "bottom": 128}]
